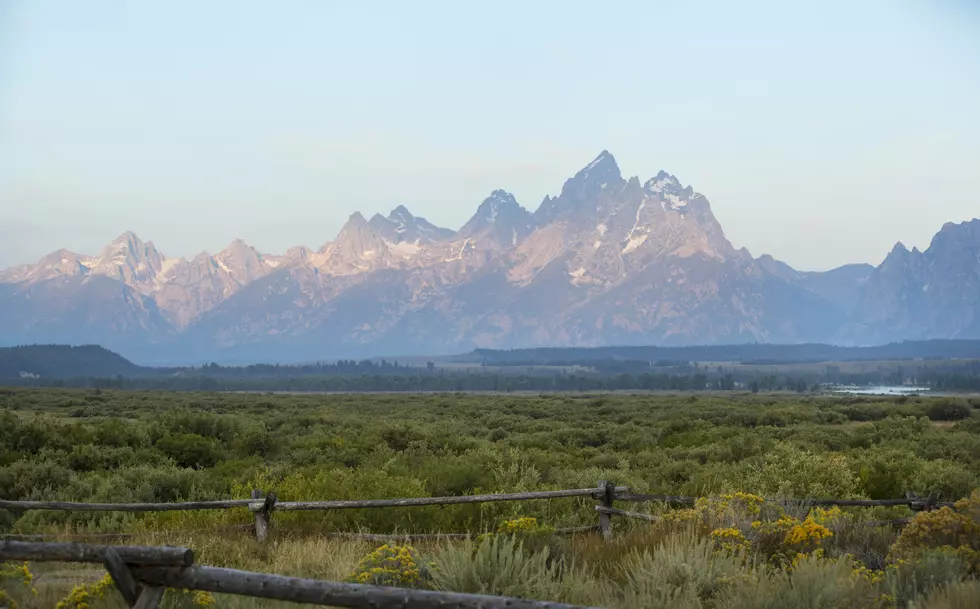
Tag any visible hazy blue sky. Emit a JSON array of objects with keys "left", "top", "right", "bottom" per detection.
[{"left": 1, "top": 0, "right": 978, "bottom": 271}]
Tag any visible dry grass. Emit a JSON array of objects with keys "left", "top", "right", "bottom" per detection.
[{"left": 3, "top": 515, "right": 979, "bottom": 609}]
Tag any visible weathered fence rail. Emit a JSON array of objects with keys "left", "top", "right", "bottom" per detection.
[
  {"left": 0, "top": 540, "right": 602, "bottom": 609},
  {"left": 0, "top": 540, "right": 194, "bottom": 567},
  {"left": 0, "top": 499, "right": 253, "bottom": 512},
  {"left": 132, "top": 564, "right": 600, "bottom": 609},
  {"left": 0, "top": 484, "right": 954, "bottom": 543},
  {"left": 248, "top": 486, "right": 628, "bottom": 512}
]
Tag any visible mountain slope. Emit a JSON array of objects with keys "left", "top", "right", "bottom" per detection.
[
  {"left": 171, "top": 152, "right": 851, "bottom": 357},
  {"left": 1, "top": 151, "right": 977, "bottom": 362},
  {"left": 846, "top": 220, "right": 980, "bottom": 343},
  {"left": 458, "top": 190, "right": 536, "bottom": 250},
  {"left": 0, "top": 276, "right": 173, "bottom": 360}
]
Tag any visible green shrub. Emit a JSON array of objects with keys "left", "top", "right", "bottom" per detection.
[
  {"left": 885, "top": 548, "right": 972, "bottom": 606},
  {"left": 911, "top": 461, "right": 979, "bottom": 501},
  {"left": 742, "top": 445, "right": 859, "bottom": 498},
  {"left": 927, "top": 399, "right": 973, "bottom": 422},
  {"left": 155, "top": 433, "right": 222, "bottom": 469},
  {"left": 718, "top": 553, "right": 876, "bottom": 609},
  {"left": 887, "top": 493, "right": 980, "bottom": 573}
]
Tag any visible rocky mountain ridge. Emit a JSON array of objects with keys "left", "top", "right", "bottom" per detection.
[{"left": 1, "top": 151, "right": 977, "bottom": 363}]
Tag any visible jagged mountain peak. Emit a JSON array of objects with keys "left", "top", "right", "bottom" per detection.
[
  {"left": 315, "top": 210, "right": 396, "bottom": 273},
  {"left": 888, "top": 241, "right": 911, "bottom": 257},
  {"left": 459, "top": 190, "right": 535, "bottom": 247},
  {"left": 644, "top": 170, "right": 683, "bottom": 195},
  {"left": 345, "top": 211, "right": 369, "bottom": 225},
  {"left": 213, "top": 238, "right": 271, "bottom": 286},
  {"left": 536, "top": 151, "right": 626, "bottom": 224},
  {"left": 571, "top": 150, "right": 623, "bottom": 190},
  {"left": 217, "top": 238, "right": 259, "bottom": 257},
  {"left": 931, "top": 218, "right": 980, "bottom": 249},
  {"left": 581, "top": 150, "right": 619, "bottom": 177},
  {"left": 479, "top": 190, "right": 519, "bottom": 215},
  {"left": 110, "top": 230, "right": 141, "bottom": 246},
  {"left": 215, "top": 238, "right": 260, "bottom": 261},
  {"left": 389, "top": 205, "right": 414, "bottom": 223},
  {"left": 5, "top": 153, "right": 980, "bottom": 360},
  {"left": 365, "top": 205, "right": 455, "bottom": 245},
  {"left": 103, "top": 231, "right": 165, "bottom": 263},
  {"left": 851, "top": 218, "right": 980, "bottom": 343},
  {"left": 331, "top": 212, "right": 381, "bottom": 247}
]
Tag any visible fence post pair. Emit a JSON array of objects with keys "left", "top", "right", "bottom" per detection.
[
  {"left": 906, "top": 491, "right": 939, "bottom": 513},
  {"left": 251, "top": 489, "right": 277, "bottom": 543}
]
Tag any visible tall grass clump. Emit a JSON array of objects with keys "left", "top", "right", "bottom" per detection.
[
  {"left": 718, "top": 553, "right": 876, "bottom": 609},
  {"left": 429, "top": 534, "right": 601, "bottom": 605},
  {"left": 619, "top": 533, "right": 745, "bottom": 609}
]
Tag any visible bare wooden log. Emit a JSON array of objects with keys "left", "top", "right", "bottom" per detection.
[
  {"left": 595, "top": 505, "right": 660, "bottom": 523},
  {"left": 0, "top": 499, "right": 253, "bottom": 512},
  {"left": 250, "top": 487, "right": 629, "bottom": 512},
  {"left": 0, "top": 541, "right": 194, "bottom": 567},
  {"left": 103, "top": 547, "right": 142, "bottom": 606},
  {"left": 132, "top": 585, "right": 165, "bottom": 609},
  {"left": 133, "top": 564, "right": 604, "bottom": 609}
]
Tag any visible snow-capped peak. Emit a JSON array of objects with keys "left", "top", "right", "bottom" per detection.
[
  {"left": 584, "top": 150, "right": 615, "bottom": 172},
  {"left": 644, "top": 170, "right": 682, "bottom": 195},
  {"left": 575, "top": 150, "right": 621, "bottom": 184},
  {"left": 389, "top": 205, "right": 414, "bottom": 226},
  {"left": 482, "top": 190, "right": 519, "bottom": 222},
  {"left": 458, "top": 189, "right": 535, "bottom": 245}
]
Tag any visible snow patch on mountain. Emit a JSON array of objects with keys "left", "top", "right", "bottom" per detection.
[{"left": 623, "top": 233, "right": 648, "bottom": 254}]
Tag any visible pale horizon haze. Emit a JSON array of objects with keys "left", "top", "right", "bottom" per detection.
[{"left": 1, "top": 0, "right": 979, "bottom": 272}]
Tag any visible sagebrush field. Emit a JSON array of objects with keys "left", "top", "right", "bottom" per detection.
[{"left": 2, "top": 389, "right": 980, "bottom": 608}]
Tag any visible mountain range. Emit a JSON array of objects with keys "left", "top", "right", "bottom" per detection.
[{"left": 2, "top": 151, "right": 978, "bottom": 364}]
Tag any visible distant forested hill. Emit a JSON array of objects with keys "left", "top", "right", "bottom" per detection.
[
  {"left": 5, "top": 340, "right": 980, "bottom": 391},
  {"left": 468, "top": 340, "right": 980, "bottom": 365},
  {"left": 0, "top": 345, "right": 149, "bottom": 379}
]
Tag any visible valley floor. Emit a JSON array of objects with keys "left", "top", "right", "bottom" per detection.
[{"left": 2, "top": 389, "right": 980, "bottom": 608}]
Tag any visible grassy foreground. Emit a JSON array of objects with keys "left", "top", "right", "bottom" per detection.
[
  {"left": 2, "top": 388, "right": 980, "bottom": 607},
  {"left": 4, "top": 500, "right": 980, "bottom": 609}
]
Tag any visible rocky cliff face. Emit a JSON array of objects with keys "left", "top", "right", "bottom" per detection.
[
  {"left": 1, "top": 151, "right": 977, "bottom": 362},
  {"left": 843, "top": 220, "right": 980, "bottom": 343}
]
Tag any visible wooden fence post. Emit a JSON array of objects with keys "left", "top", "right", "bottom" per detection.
[
  {"left": 132, "top": 586, "right": 165, "bottom": 609},
  {"left": 102, "top": 547, "right": 142, "bottom": 606},
  {"left": 597, "top": 480, "right": 615, "bottom": 541},
  {"left": 252, "top": 490, "right": 277, "bottom": 543},
  {"left": 907, "top": 491, "right": 939, "bottom": 514}
]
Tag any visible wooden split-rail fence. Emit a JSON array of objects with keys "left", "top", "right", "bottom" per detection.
[
  {"left": 0, "top": 482, "right": 952, "bottom": 543},
  {"left": 0, "top": 540, "right": 602, "bottom": 609}
]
